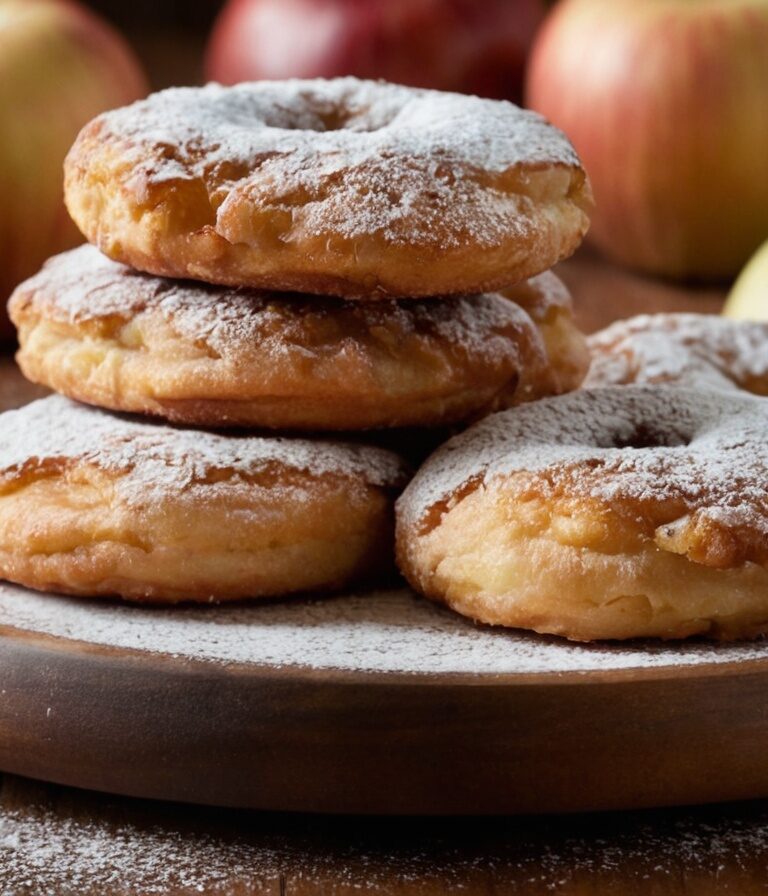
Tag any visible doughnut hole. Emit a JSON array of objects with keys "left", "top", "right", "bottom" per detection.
[
  {"left": 608, "top": 426, "right": 691, "bottom": 452},
  {"left": 260, "top": 99, "right": 400, "bottom": 133}
]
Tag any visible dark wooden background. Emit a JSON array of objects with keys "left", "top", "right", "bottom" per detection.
[
  {"left": 91, "top": 1, "right": 223, "bottom": 30},
  {"left": 88, "top": 1, "right": 222, "bottom": 89}
]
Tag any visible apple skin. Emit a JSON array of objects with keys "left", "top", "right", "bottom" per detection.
[
  {"left": 206, "top": 0, "right": 545, "bottom": 101},
  {"left": 723, "top": 237, "right": 768, "bottom": 321},
  {"left": 526, "top": 0, "right": 768, "bottom": 280},
  {"left": 0, "top": 0, "right": 147, "bottom": 328}
]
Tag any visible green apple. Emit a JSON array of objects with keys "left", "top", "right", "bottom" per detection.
[{"left": 723, "top": 238, "right": 768, "bottom": 321}]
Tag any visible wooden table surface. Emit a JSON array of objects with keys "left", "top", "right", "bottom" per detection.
[
  {"left": 557, "top": 248, "right": 726, "bottom": 332},
  {"left": 2, "top": 772, "right": 768, "bottom": 895}
]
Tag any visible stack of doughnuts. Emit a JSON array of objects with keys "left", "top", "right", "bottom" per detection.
[
  {"left": 6, "top": 79, "right": 763, "bottom": 645},
  {"left": 4, "top": 78, "right": 592, "bottom": 605}
]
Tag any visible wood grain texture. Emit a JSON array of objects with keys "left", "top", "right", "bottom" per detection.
[{"left": 2, "top": 772, "right": 768, "bottom": 894}]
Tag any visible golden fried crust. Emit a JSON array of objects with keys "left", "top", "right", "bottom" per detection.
[
  {"left": 502, "top": 271, "right": 590, "bottom": 403},
  {"left": 10, "top": 247, "right": 587, "bottom": 431},
  {"left": 0, "top": 397, "right": 409, "bottom": 603},
  {"left": 396, "top": 386, "right": 768, "bottom": 641},
  {"left": 63, "top": 79, "right": 592, "bottom": 299},
  {"left": 586, "top": 313, "right": 768, "bottom": 394}
]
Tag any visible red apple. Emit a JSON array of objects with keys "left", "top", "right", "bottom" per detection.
[
  {"left": 527, "top": 0, "right": 768, "bottom": 280},
  {"left": 0, "top": 0, "right": 147, "bottom": 322},
  {"left": 206, "top": 0, "right": 545, "bottom": 101}
]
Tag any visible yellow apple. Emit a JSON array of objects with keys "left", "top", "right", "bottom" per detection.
[
  {"left": 527, "top": 0, "right": 768, "bottom": 280},
  {"left": 0, "top": 0, "right": 147, "bottom": 328},
  {"left": 723, "top": 238, "right": 768, "bottom": 321}
]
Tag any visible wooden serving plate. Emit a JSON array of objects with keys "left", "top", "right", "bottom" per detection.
[
  {"left": 1, "top": 582, "right": 768, "bottom": 815},
  {"left": 0, "top": 250, "right": 739, "bottom": 815}
]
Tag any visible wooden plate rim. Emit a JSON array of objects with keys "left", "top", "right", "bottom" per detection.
[{"left": 3, "top": 621, "right": 768, "bottom": 688}]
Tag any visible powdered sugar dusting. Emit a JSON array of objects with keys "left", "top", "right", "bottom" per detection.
[
  {"left": 2, "top": 790, "right": 768, "bottom": 892},
  {"left": 3, "top": 789, "right": 768, "bottom": 892},
  {"left": 15, "top": 245, "right": 150, "bottom": 320},
  {"left": 81, "top": 78, "right": 583, "bottom": 248},
  {"left": 0, "top": 396, "right": 409, "bottom": 502},
  {"left": 0, "top": 582, "right": 766, "bottom": 674},
  {"left": 586, "top": 313, "right": 768, "bottom": 391},
  {"left": 398, "top": 385, "right": 768, "bottom": 536},
  {"left": 15, "top": 245, "right": 543, "bottom": 370},
  {"left": 0, "top": 805, "right": 278, "bottom": 895}
]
